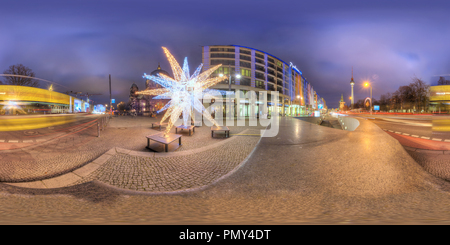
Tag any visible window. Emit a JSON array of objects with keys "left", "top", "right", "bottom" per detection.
[
  {"left": 255, "top": 64, "right": 265, "bottom": 72},
  {"left": 255, "top": 58, "right": 264, "bottom": 65},
  {"left": 211, "top": 53, "right": 235, "bottom": 58},
  {"left": 213, "top": 67, "right": 236, "bottom": 75},
  {"left": 267, "top": 57, "right": 275, "bottom": 63},
  {"left": 255, "top": 72, "right": 265, "bottom": 80},
  {"left": 255, "top": 80, "right": 265, "bottom": 89},
  {"left": 240, "top": 55, "right": 251, "bottom": 61},
  {"left": 240, "top": 69, "right": 251, "bottom": 77},
  {"left": 240, "top": 61, "right": 251, "bottom": 68},
  {"left": 210, "top": 47, "right": 235, "bottom": 52},
  {"left": 277, "top": 86, "right": 283, "bottom": 94},
  {"left": 267, "top": 76, "right": 275, "bottom": 83},
  {"left": 240, "top": 49, "right": 251, "bottom": 55},
  {"left": 211, "top": 59, "right": 235, "bottom": 66},
  {"left": 255, "top": 52, "right": 264, "bottom": 59},
  {"left": 240, "top": 77, "right": 251, "bottom": 86}
]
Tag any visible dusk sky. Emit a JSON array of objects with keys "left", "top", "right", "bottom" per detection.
[{"left": 1, "top": 0, "right": 450, "bottom": 108}]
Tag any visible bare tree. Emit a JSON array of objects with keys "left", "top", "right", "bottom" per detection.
[
  {"left": 354, "top": 99, "right": 364, "bottom": 109},
  {"left": 2, "top": 64, "right": 39, "bottom": 87},
  {"left": 379, "top": 94, "right": 391, "bottom": 111},
  {"left": 376, "top": 77, "right": 430, "bottom": 112},
  {"left": 410, "top": 77, "right": 429, "bottom": 112},
  {"left": 437, "top": 76, "right": 450, "bottom": 85}
]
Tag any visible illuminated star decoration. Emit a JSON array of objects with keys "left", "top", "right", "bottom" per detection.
[{"left": 136, "top": 47, "right": 227, "bottom": 137}]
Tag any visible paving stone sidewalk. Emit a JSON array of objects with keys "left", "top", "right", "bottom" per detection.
[
  {"left": 2, "top": 115, "right": 266, "bottom": 192},
  {"left": 71, "top": 129, "right": 262, "bottom": 192}
]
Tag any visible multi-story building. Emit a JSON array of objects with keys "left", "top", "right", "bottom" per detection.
[{"left": 201, "top": 45, "right": 322, "bottom": 117}]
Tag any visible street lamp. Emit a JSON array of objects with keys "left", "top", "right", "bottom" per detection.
[
  {"left": 364, "top": 82, "right": 372, "bottom": 114},
  {"left": 220, "top": 68, "right": 241, "bottom": 119}
]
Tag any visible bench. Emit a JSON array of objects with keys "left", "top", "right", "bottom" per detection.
[
  {"left": 211, "top": 126, "right": 230, "bottom": 138},
  {"left": 151, "top": 122, "right": 168, "bottom": 131},
  {"left": 192, "top": 120, "right": 202, "bottom": 127},
  {"left": 175, "top": 125, "right": 195, "bottom": 136},
  {"left": 146, "top": 133, "right": 182, "bottom": 152}
]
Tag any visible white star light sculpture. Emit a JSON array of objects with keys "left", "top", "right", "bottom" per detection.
[{"left": 136, "top": 47, "right": 227, "bottom": 137}]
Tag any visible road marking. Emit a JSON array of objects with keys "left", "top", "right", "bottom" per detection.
[
  {"left": 22, "top": 140, "right": 33, "bottom": 143},
  {"left": 421, "top": 136, "right": 430, "bottom": 139},
  {"left": 388, "top": 130, "right": 394, "bottom": 132},
  {"left": 432, "top": 138, "right": 442, "bottom": 141},
  {"left": 403, "top": 133, "right": 410, "bottom": 136},
  {"left": 8, "top": 140, "right": 18, "bottom": 143},
  {"left": 445, "top": 139, "right": 450, "bottom": 142},
  {"left": 0, "top": 139, "right": 4, "bottom": 142},
  {"left": 395, "top": 132, "right": 402, "bottom": 134},
  {"left": 411, "top": 135, "right": 419, "bottom": 138}
]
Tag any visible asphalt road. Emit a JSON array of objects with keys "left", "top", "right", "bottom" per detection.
[
  {"left": 352, "top": 114, "right": 450, "bottom": 141},
  {"left": 0, "top": 113, "right": 103, "bottom": 146}
]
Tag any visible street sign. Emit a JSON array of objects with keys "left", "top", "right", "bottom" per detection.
[
  {"left": 374, "top": 105, "right": 380, "bottom": 111},
  {"left": 111, "top": 99, "right": 115, "bottom": 104}
]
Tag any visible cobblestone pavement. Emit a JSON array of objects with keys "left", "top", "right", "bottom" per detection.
[
  {"left": 71, "top": 129, "right": 261, "bottom": 192},
  {"left": 0, "top": 115, "right": 264, "bottom": 184}
]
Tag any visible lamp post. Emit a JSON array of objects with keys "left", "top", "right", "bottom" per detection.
[
  {"left": 219, "top": 69, "right": 241, "bottom": 120},
  {"left": 109, "top": 74, "right": 112, "bottom": 117},
  {"left": 364, "top": 82, "right": 372, "bottom": 114}
]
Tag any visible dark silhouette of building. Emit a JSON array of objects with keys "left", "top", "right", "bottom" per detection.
[{"left": 128, "top": 63, "right": 172, "bottom": 116}]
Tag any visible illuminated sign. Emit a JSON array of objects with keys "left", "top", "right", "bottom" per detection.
[
  {"left": 289, "top": 62, "right": 302, "bottom": 75},
  {"left": 111, "top": 99, "right": 115, "bottom": 103},
  {"left": 374, "top": 105, "right": 380, "bottom": 110}
]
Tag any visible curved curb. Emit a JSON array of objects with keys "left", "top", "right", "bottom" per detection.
[
  {"left": 402, "top": 145, "right": 450, "bottom": 155},
  {"left": 383, "top": 130, "right": 450, "bottom": 154},
  {"left": 3, "top": 129, "right": 257, "bottom": 191}
]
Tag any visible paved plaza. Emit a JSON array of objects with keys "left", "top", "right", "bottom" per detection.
[
  {"left": 3, "top": 115, "right": 450, "bottom": 224},
  {"left": 2, "top": 115, "right": 266, "bottom": 193}
]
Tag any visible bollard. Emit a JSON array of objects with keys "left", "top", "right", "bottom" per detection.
[{"left": 97, "top": 120, "right": 100, "bottom": 137}]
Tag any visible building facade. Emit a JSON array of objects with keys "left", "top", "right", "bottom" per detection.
[
  {"left": 202, "top": 45, "right": 322, "bottom": 117},
  {"left": 128, "top": 64, "right": 172, "bottom": 116}
]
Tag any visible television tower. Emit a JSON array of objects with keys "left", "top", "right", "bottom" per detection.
[{"left": 350, "top": 67, "right": 355, "bottom": 109}]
